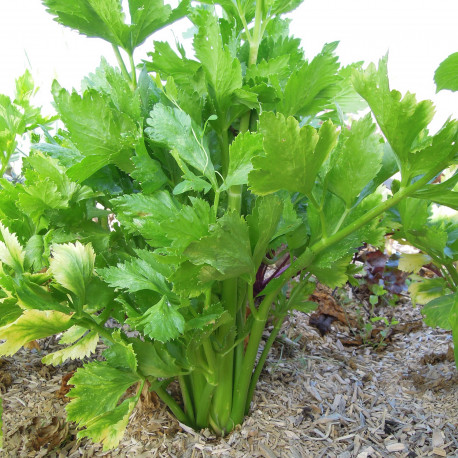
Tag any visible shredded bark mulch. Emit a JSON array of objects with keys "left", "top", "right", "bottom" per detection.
[{"left": 1, "top": 298, "right": 457, "bottom": 457}]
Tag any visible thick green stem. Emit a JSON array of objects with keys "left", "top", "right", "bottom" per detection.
[
  {"left": 178, "top": 375, "right": 196, "bottom": 425},
  {"left": 279, "top": 166, "right": 453, "bottom": 287},
  {"left": 244, "top": 315, "right": 284, "bottom": 414},
  {"left": 128, "top": 52, "right": 137, "bottom": 89},
  {"left": 229, "top": 286, "right": 283, "bottom": 425},
  {"left": 112, "top": 45, "right": 132, "bottom": 84},
  {"left": 156, "top": 385, "right": 191, "bottom": 425},
  {"left": 196, "top": 382, "right": 217, "bottom": 428},
  {"left": 444, "top": 263, "right": 458, "bottom": 290}
]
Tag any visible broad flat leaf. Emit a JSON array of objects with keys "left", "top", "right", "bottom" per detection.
[
  {"left": 412, "top": 172, "right": 458, "bottom": 210},
  {"left": 249, "top": 113, "right": 338, "bottom": 196},
  {"left": 435, "top": 52, "right": 458, "bottom": 93},
  {"left": 422, "top": 293, "right": 454, "bottom": 330},
  {"left": 352, "top": 56, "right": 435, "bottom": 170},
  {"left": 0, "top": 298, "right": 23, "bottom": 327},
  {"left": 52, "top": 82, "right": 139, "bottom": 182},
  {"left": 287, "top": 281, "right": 317, "bottom": 312},
  {"left": 309, "top": 255, "right": 353, "bottom": 288},
  {"left": 146, "top": 104, "right": 216, "bottom": 187},
  {"left": 184, "top": 212, "right": 255, "bottom": 282},
  {"left": 279, "top": 42, "right": 340, "bottom": 118},
  {"left": 59, "top": 325, "right": 88, "bottom": 344},
  {"left": 145, "top": 41, "right": 201, "bottom": 85},
  {"left": 103, "top": 329, "right": 137, "bottom": 372},
  {"left": 0, "top": 310, "right": 72, "bottom": 356},
  {"left": 81, "top": 398, "right": 136, "bottom": 451},
  {"left": 247, "top": 195, "right": 283, "bottom": 269},
  {"left": 326, "top": 115, "right": 382, "bottom": 207},
  {"left": 24, "top": 235, "right": 47, "bottom": 271},
  {"left": 82, "top": 58, "right": 141, "bottom": 122},
  {"left": 184, "top": 303, "right": 228, "bottom": 331},
  {"left": 398, "top": 253, "right": 432, "bottom": 273},
  {"left": 66, "top": 361, "right": 140, "bottom": 425},
  {"left": 192, "top": 9, "right": 242, "bottom": 118},
  {"left": 111, "top": 191, "right": 181, "bottom": 246},
  {"left": 15, "top": 277, "right": 72, "bottom": 314},
  {"left": 159, "top": 197, "right": 213, "bottom": 251},
  {"left": 130, "top": 338, "right": 184, "bottom": 377},
  {"left": 409, "top": 277, "right": 448, "bottom": 306},
  {"left": 18, "top": 179, "right": 67, "bottom": 224},
  {"left": 131, "top": 153, "right": 167, "bottom": 194},
  {"left": 98, "top": 257, "right": 171, "bottom": 296},
  {"left": 0, "top": 223, "right": 25, "bottom": 272},
  {"left": 223, "top": 132, "right": 263, "bottom": 190},
  {"left": 126, "top": 297, "right": 185, "bottom": 342},
  {"left": 42, "top": 330, "right": 99, "bottom": 365},
  {"left": 42, "top": 0, "right": 129, "bottom": 49},
  {"left": 50, "top": 242, "right": 95, "bottom": 299},
  {"left": 128, "top": 0, "right": 174, "bottom": 49},
  {"left": 406, "top": 121, "right": 458, "bottom": 180}
]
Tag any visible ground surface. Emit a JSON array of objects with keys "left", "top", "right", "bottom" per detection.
[{"left": 1, "top": 295, "right": 457, "bottom": 457}]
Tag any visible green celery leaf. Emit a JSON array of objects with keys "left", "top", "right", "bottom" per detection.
[
  {"left": 326, "top": 115, "right": 383, "bottom": 207},
  {"left": 59, "top": 325, "right": 88, "bottom": 344},
  {"left": 409, "top": 277, "right": 448, "bottom": 306},
  {"left": 411, "top": 172, "right": 458, "bottom": 210},
  {"left": 129, "top": 0, "right": 175, "bottom": 50},
  {"left": 0, "top": 223, "right": 25, "bottom": 273},
  {"left": 184, "top": 212, "right": 255, "bottom": 283},
  {"left": 82, "top": 58, "right": 141, "bottom": 122},
  {"left": 52, "top": 82, "right": 139, "bottom": 182},
  {"left": 80, "top": 398, "right": 136, "bottom": 451},
  {"left": 223, "top": 132, "right": 263, "bottom": 190},
  {"left": 406, "top": 121, "right": 458, "bottom": 180},
  {"left": 42, "top": 330, "right": 99, "bottom": 366},
  {"left": 249, "top": 113, "right": 338, "bottom": 196},
  {"left": 192, "top": 9, "right": 242, "bottom": 119},
  {"left": 352, "top": 56, "right": 435, "bottom": 171},
  {"left": 15, "top": 277, "right": 73, "bottom": 314},
  {"left": 287, "top": 280, "right": 317, "bottom": 312},
  {"left": 0, "top": 310, "right": 72, "bottom": 356},
  {"left": 159, "top": 197, "right": 213, "bottom": 251},
  {"left": 50, "top": 242, "right": 95, "bottom": 300},
  {"left": 111, "top": 191, "right": 181, "bottom": 246},
  {"left": 398, "top": 253, "right": 432, "bottom": 273},
  {"left": 24, "top": 235, "right": 47, "bottom": 271},
  {"left": 145, "top": 41, "right": 201, "bottom": 85},
  {"left": 66, "top": 361, "right": 140, "bottom": 425},
  {"left": 309, "top": 255, "right": 353, "bottom": 288},
  {"left": 131, "top": 153, "right": 168, "bottom": 194},
  {"left": 422, "top": 293, "right": 455, "bottom": 330},
  {"left": 184, "top": 303, "right": 228, "bottom": 331},
  {"left": 279, "top": 42, "right": 340, "bottom": 118},
  {"left": 247, "top": 195, "right": 283, "bottom": 269},
  {"left": 126, "top": 297, "right": 185, "bottom": 342},
  {"left": 98, "top": 257, "right": 172, "bottom": 296},
  {"left": 42, "top": 0, "right": 130, "bottom": 49},
  {"left": 103, "top": 329, "right": 137, "bottom": 372},
  {"left": 0, "top": 298, "right": 23, "bottom": 327},
  {"left": 435, "top": 52, "right": 458, "bottom": 93},
  {"left": 170, "top": 261, "right": 211, "bottom": 298},
  {"left": 130, "top": 338, "right": 185, "bottom": 377},
  {"left": 146, "top": 104, "right": 216, "bottom": 187}
]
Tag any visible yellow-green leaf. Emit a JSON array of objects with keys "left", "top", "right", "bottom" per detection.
[
  {"left": 0, "top": 310, "right": 72, "bottom": 356},
  {"left": 50, "top": 242, "right": 95, "bottom": 299},
  {"left": 42, "top": 330, "right": 99, "bottom": 366},
  {"left": 0, "top": 223, "right": 25, "bottom": 273}
]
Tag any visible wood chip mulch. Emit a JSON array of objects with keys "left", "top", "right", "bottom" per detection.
[{"left": 1, "top": 299, "right": 457, "bottom": 457}]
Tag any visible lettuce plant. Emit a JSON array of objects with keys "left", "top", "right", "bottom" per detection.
[{"left": 0, "top": 0, "right": 456, "bottom": 450}]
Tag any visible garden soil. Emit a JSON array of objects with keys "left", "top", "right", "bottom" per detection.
[{"left": 1, "top": 294, "right": 457, "bottom": 457}]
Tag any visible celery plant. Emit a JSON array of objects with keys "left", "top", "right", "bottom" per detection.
[{"left": 0, "top": 0, "right": 456, "bottom": 450}]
